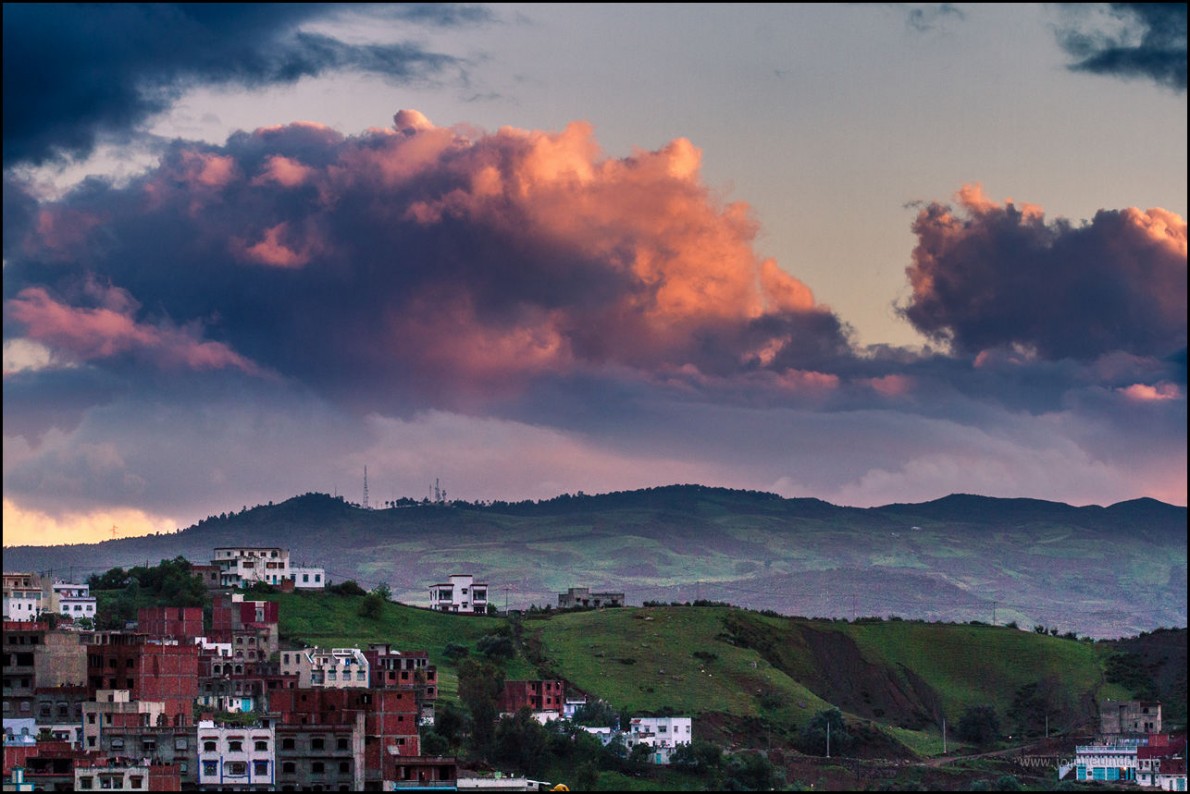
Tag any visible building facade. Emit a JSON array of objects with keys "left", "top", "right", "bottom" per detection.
[
  {"left": 557, "top": 587, "right": 625, "bottom": 609},
  {"left": 429, "top": 575, "right": 488, "bottom": 614},
  {"left": 196, "top": 720, "right": 275, "bottom": 790},
  {"left": 46, "top": 582, "right": 96, "bottom": 621}
]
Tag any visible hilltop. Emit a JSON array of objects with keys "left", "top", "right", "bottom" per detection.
[{"left": 7, "top": 485, "right": 1186, "bottom": 638}]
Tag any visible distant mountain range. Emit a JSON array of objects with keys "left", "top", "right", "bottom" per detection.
[{"left": 5, "top": 485, "right": 1186, "bottom": 638}]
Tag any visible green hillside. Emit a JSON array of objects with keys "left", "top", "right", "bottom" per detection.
[{"left": 267, "top": 590, "right": 1182, "bottom": 756}]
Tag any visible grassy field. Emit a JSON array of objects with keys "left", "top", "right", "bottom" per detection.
[
  {"left": 245, "top": 591, "right": 1179, "bottom": 757},
  {"left": 528, "top": 606, "right": 833, "bottom": 727}
]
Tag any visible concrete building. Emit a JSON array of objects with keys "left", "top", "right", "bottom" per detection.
[
  {"left": 97, "top": 724, "right": 198, "bottom": 788},
  {"left": 210, "top": 548, "right": 324, "bottom": 590},
  {"left": 45, "top": 582, "right": 96, "bottom": 622},
  {"left": 288, "top": 566, "right": 325, "bottom": 590},
  {"left": 197, "top": 720, "right": 275, "bottom": 790},
  {"left": 268, "top": 688, "right": 422, "bottom": 787},
  {"left": 1071, "top": 742, "right": 1140, "bottom": 783},
  {"left": 1155, "top": 758, "right": 1187, "bottom": 792},
  {"left": 364, "top": 644, "right": 438, "bottom": 724},
  {"left": 429, "top": 574, "right": 488, "bottom": 614},
  {"left": 1, "top": 575, "right": 44, "bottom": 623},
  {"left": 74, "top": 758, "right": 181, "bottom": 791},
  {"left": 275, "top": 714, "right": 365, "bottom": 792},
  {"left": 279, "top": 647, "right": 370, "bottom": 689},
  {"left": 1101, "top": 701, "right": 1163, "bottom": 737},
  {"left": 557, "top": 587, "right": 625, "bottom": 609},
  {"left": 3, "top": 621, "right": 87, "bottom": 719},
  {"left": 86, "top": 635, "right": 199, "bottom": 727},
  {"left": 137, "top": 607, "right": 204, "bottom": 641},
  {"left": 625, "top": 716, "right": 693, "bottom": 764},
  {"left": 497, "top": 681, "right": 564, "bottom": 717},
  {"left": 384, "top": 750, "right": 457, "bottom": 790},
  {"left": 81, "top": 690, "right": 167, "bottom": 751}
]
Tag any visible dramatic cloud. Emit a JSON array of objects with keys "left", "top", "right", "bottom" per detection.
[
  {"left": 4, "top": 112, "right": 850, "bottom": 409},
  {"left": 1055, "top": 3, "right": 1188, "bottom": 91},
  {"left": 7, "top": 282, "right": 263, "bottom": 374},
  {"left": 901, "top": 184, "right": 1187, "bottom": 361},
  {"left": 1, "top": 4, "right": 487, "bottom": 167}
]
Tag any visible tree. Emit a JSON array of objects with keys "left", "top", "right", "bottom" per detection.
[
  {"left": 723, "top": 751, "right": 780, "bottom": 791},
  {"left": 458, "top": 659, "right": 505, "bottom": 758},
  {"left": 493, "top": 709, "right": 550, "bottom": 776},
  {"left": 956, "top": 705, "right": 1001, "bottom": 746},
  {"left": 798, "top": 708, "right": 852, "bottom": 755},
  {"left": 443, "top": 642, "right": 470, "bottom": 662},
  {"left": 372, "top": 582, "right": 392, "bottom": 601},
  {"left": 572, "top": 699, "right": 620, "bottom": 728},
  {"left": 476, "top": 633, "right": 516, "bottom": 662},
  {"left": 358, "top": 592, "right": 385, "bottom": 619}
]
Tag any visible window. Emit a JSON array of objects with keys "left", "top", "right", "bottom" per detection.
[
  {"left": 78, "top": 777, "right": 94, "bottom": 790},
  {"left": 312, "top": 762, "right": 325, "bottom": 774},
  {"left": 337, "top": 738, "right": 349, "bottom": 751},
  {"left": 255, "top": 740, "right": 268, "bottom": 751},
  {"left": 312, "top": 737, "right": 325, "bottom": 750},
  {"left": 282, "top": 738, "right": 295, "bottom": 750},
  {"left": 226, "top": 762, "right": 247, "bottom": 777},
  {"left": 282, "top": 762, "right": 296, "bottom": 774},
  {"left": 339, "top": 761, "right": 350, "bottom": 773},
  {"left": 142, "top": 737, "right": 156, "bottom": 752},
  {"left": 129, "top": 776, "right": 144, "bottom": 789},
  {"left": 253, "top": 760, "right": 269, "bottom": 777},
  {"left": 203, "top": 741, "right": 217, "bottom": 752},
  {"left": 202, "top": 761, "right": 218, "bottom": 777},
  {"left": 228, "top": 740, "right": 243, "bottom": 752},
  {"left": 111, "top": 738, "right": 124, "bottom": 749}
]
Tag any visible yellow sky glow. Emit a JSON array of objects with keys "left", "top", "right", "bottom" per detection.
[{"left": 2, "top": 498, "right": 178, "bottom": 548}]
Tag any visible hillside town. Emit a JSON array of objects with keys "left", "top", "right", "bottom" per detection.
[
  {"left": 2, "top": 549, "right": 685, "bottom": 791},
  {"left": 2, "top": 548, "right": 1185, "bottom": 790}
]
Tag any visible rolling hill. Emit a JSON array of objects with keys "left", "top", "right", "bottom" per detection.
[{"left": 5, "top": 485, "right": 1186, "bottom": 638}]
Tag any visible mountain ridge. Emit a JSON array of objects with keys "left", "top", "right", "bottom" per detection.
[{"left": 5, "top": 485, "right": 1185, "bottom": 638}]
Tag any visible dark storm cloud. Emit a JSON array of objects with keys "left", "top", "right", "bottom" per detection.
[
  {"left": 1, "top": 3, "right": 485, "bottom": 168},
  {"left": 900, "top": 184, "right": 1187, "bottom": 361},
  {"left": 1055, "top": 3, "right": 1188, "bottom": 91},
  {"left": 3, "top": 114, "right": 850, "bottom": 412}
]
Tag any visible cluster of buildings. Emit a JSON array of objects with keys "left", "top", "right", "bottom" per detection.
[
  {"left": 2, "top": 549, "right": 453, "bottom": 791},
  {"left": 3, "top": 574, "right": 97, "bottom": 624},
  {"left": 1062, "top": 701, "right": 1186, "bottom": 791},
  {"left": 194, "top": 548, "right": 325, "bottom": 593}
]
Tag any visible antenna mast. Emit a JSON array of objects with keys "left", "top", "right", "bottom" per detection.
[{"left": 363, "top": 466, "right": 370, "bottom": 510}]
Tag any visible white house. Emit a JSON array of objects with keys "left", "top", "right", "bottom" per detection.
[
  {"left": 624, "top": 716, "right": 693, "bottom": 764},
  {"left": 197, "top": 720, "right": 274, "bottom": 788},
  {"left": 2, "top": 573, "right": 43, "bottom": 622},
  {"left": 288, "top": 565, "right": 325, "bottom": 590},
  {"left": 211, "top": 547, "right": 324, "bottom": 590},
  {"left": 74, "top": 759, "right": 153, "bottom": 791},
  {"left": 1072, "top": 742, "right": 1140, "bottom": 783},
  {"left": 429, "top": 574, "right": 489, "bottom": 614},
  {"left": 213, "top": 548, "right": 291, "bottom": 588},
  {"left": 48, "top": 581, "right": 97, "bottom": 620},
  {"left": 279, "top": 647, "right": 370, "bottom": 688}
]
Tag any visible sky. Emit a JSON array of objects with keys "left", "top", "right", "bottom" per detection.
[{"left": 3, "top": 3, "right": 1186, "bottom": 547}]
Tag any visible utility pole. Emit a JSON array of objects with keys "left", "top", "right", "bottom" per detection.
[
  {"left": 826, "top": 719, "right": 831, "bottom": 758},
  {"left": 852, "top": 593, "right": 857, "bottom": 622},
  {"left": 1045, "top": 713, "right": 1049, "bottom": 739},
  {"left": 992, "top": 600, "right": 997, "bottom": 626},
  {"left": 943, "top": 718, "right": 947, "bottom": 754}
]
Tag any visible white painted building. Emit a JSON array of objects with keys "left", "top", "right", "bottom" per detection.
[
  {"left": 197, "top": 720, "right": 275, "bottom": 789},
  {"left": 429, "top": 574, "right": 489, "bottom": 614},
  {"left": 211, "top": 547, "right": 324, "bottom": 590},
  {"left": 48, "top": 581, "right": 97, "bottom": 620},
  {"left": 279, "top": 647, "right": 370, "bottom": 688},
  {"left": 74, "top": 759, "right": 153, "bottom": 791},
  {"left": 1072, "top": 743, "right": 1140, "bottom": 783},
  {"left": 2, "top": 573, "right": 43, "bottom": 622},
  {"left": 213, "top": 547, "right": 291, "bottom": 588},
  {"left": 625, "top": 716, "right": 693, "bottom": 764},
  {"left": 289, "top": 565, "right": 325, "bottom": 589}
]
